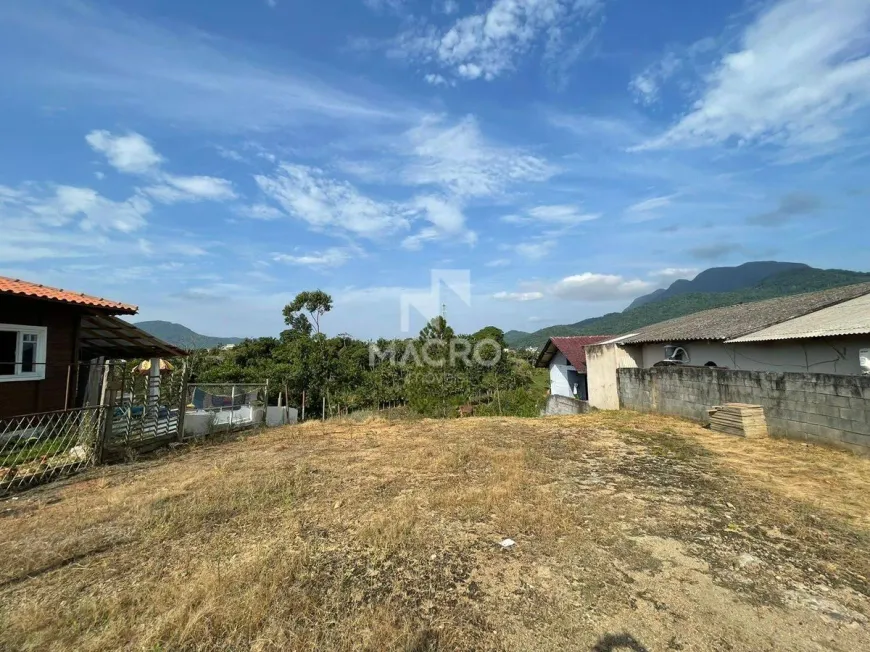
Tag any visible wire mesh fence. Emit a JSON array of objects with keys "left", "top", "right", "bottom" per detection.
[
  {"left": 0, "top": 365, "right": 275, "bottom": 494},
  {"left": 0, "top": 405, "right": 104, "bottom": 495},
  {"left": 183, "top": 382, "right": 268, "bottom": 438}
]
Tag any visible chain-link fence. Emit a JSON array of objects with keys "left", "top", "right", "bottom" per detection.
[
  {"left": 0, "top": 405, "right": 105, "bottom": 495},
  {"left": 183, "top": 382, "right": 268, "bottom": 439},
  {"left": 1, "top": 367, "right": 274, "bottom": 495}
]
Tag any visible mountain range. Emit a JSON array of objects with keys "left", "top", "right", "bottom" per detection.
[
  {"left": 135, "top": 321, "right": 244, "bottom": 350},
  {"left": 135, "top": 262, "right": 870, "bottom": 352},
  {"left": 504, "top": 262, "right": 870, "bottom": 350}
]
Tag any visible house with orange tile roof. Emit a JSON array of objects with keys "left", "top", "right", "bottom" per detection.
[{"left": 0, "top": 276, "right": 184, "bottom": 418}]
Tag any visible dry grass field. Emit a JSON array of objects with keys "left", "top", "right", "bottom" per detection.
[{"left": 1, "top": 412, "right": 869, "bottom": 651}]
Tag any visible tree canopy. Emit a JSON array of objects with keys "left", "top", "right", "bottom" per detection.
[{"left": 189, "top": 291, "right": 542, "bottom": 418}]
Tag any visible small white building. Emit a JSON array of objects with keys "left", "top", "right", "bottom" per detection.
[{"left": 534, "top": 336, "right": 614, "bottom": 400}]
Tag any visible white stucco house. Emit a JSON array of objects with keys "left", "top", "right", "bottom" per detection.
[
  {"left": 534, "top": 336, "right": 614, "bottom": 400},
  {"left": 585, "top": 282, "right": 870, "bottom": 410}
]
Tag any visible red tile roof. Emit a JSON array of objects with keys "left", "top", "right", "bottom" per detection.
[
  {"left": 544, "top": 336, "right": 615, "bottom": 371},
  {"left": 0, "top": 276, "right": 138, "bottom": 314}
]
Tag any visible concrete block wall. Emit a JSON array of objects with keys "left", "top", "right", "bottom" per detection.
[
  {"left": 617, "top": 366, "right": 870, "bottom": 455},
  {"left": 543, "top": 394, "right": 590, "bottom": 416}
]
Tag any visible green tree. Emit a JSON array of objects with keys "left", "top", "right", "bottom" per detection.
[
  {"left": 283, "top": 290, "right": 333, "bottom": 336},
  {"left": 418, "top": 315, "right": 454, "bottom": 343}
]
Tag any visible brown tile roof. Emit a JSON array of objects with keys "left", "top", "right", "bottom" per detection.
[
  {"left": 622, "top": 282, "right": 870, "bottom": 344},
  {"left": 535, "top": 336, "right": 615, "bottom": 371},
  {"left": 0, "top": 276, "right": 138, "bottom": 314}
]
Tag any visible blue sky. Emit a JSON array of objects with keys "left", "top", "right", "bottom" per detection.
[{"left": 1, "top": 0, "right": 869, "bottom": 340}]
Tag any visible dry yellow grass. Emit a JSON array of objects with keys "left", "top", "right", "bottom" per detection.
[{"left": 1, "top": 412, "right": 868, "bottom": 651}]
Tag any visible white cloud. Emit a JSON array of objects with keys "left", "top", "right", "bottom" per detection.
[
  {"left": 85, "top": 130, "right": 163, "bottom": 174},
  {"left": 512, "top": 240, "right": 555, "bottom": 260},
  {"left": 629, "top": 38, "right": 718, "bottom": 106},
  {"left": 640, "top": 0, "right": 870, "bottom": 150},
  {"left": 6, "top": 184, "right": 151, "bottom": 233},
  {"left": 57, "top": 186, "right": 152, "bottom": 232},
  {"left": 547, "top": 111, "right": 644, "bottom": 145},
  {"left": 504, "top": 204, "right": 599, "bottom": 226},
  {"left": 402, "top": 195, "right": 476, "bottom": 249},
  {"left": 629, "top": 52, "right": 681, "bottom": 105},
  {"left": 552, "top": 273, "right": 653, "bottom": 301},
  {"left": 87, "top": 129, "right": 237, "bottom": 203},
  {"left": 0, "top": 183, "right": 149, "bottom": 267},
  {"left": 626, "top": 196, "right": 674, "bottom": 213},
  {"left": 273, "top": 247, "right": 352, "bottom": 268},
  {"left": 166, "top": 242, "right": 209, "bottom": 257},
  {"left": 0, "top": 220, "right": 110, "bottom": 262},
  {"left": 144, "top": 175, "right": 237, "bottom": 203},
  {"left": 363, "top": 0, "right": 404, "bottom": 11},
  {"left": 255, "top": 164, "right": 410, "bottom": 239},
  {"left": 388, "top": 0, "right": 602, "bottom": 82},
  {"left": 649, "top": 267, "right": 699, "bottom": 280},
  {"left": 403, "top": 115, "right": 554, "bottom": 198},
  {"left": 424, "top": 73, "right": 450, "bottom": 86},
  {"left": 485, "top": 258, "right": 511, "bottom": 267},
  {"left": 441, "top": 0, "right": 459, "bottom": 15},
  {"left": 216, "top": 147, "right": 246, "bottom": 163},
  {"left": 2, "top": 3, "right": 410, "bottom": 131},
  {"left": 493, "top": 291, "right": 544, "bottom": 302},
  {"left": 235, "top": 203, "right": 284, "bottom": 220}
]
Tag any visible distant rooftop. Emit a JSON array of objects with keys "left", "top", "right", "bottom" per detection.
[
  {"left": 535, "top": 335, "right": 615, "bottom": 370},
  {"left": 621, "top": 282, "right": 870, "bottom": 344},
  {"left": 728, "top": 292, "right": 870, "bottom": 343}
]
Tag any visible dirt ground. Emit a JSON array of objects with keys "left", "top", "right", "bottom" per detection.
[{"left": 1, "top": 411, "right": 868, "bottom": 651}]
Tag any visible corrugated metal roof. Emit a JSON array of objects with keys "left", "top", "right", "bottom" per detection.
[
  {"left": 0, "top": 276, "right": 138, "bottom": 314},
  {"left": 79, "top": 314, "right": 186, "bottom": 358},
  {"left": 534, "top": 336, "right": 615, "bottom": 370},
  {"left": 621, "top": 282, "right": 870, "bottom": 344},
  {"left": 727, "top": 292, "right": 870, "bottom": 342}
]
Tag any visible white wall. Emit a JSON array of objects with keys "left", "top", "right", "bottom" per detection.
[
  {"left": 586, "top": 343, "right": 643, "bottom": 410},
  {"left": 549, "top": 351, "right": 574, "bottom": 397},
  {"left": 640, "top": 337, "right": 870, "bottom": 375}
]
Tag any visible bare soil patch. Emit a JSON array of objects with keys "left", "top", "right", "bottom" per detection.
[{"left": 1, "top": 412, "right": 868, "bottom": 651}]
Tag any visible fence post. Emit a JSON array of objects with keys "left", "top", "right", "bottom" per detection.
[
  {"left": 301, "top": 390, "right": 306, "bottom": 422},
  {"left": 147, "top": 358, "right": 160, "bottom": 420},
  {"left": 228, "top": 386, "right": 235, "bottom": 433},
  {"left": 96, "top": 386, "right": 117, "bottom": 465},
  {"left": 264, "top": 379, "right": 270, "bottom": 426},
  {"left": 176, "top": 361, "right": 188, "bottom": 442}
]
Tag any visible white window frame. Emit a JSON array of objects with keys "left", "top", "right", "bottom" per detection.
[{"left": 0, "top": 324, "right": 48, "bottom": 383}]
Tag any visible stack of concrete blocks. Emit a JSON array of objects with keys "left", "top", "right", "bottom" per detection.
[
  {"left": 708, "top": 403, "right": 768, "bottom": 438},
  {"left": 617, "top": 366, "right": 870, "bottom": 455}
]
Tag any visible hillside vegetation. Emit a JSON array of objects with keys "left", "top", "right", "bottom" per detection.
[
  {"left": 506, "top": 267, "right": 870, "bottom": 349},
  {"left": 626, "top": 261, "right": 810, "bottom": 309},
  {"left": 186, "top": 292, "right": 540, "bottom": 419},
  {"left": 134, "top": 321, "right": 243, "bottom": 349}
]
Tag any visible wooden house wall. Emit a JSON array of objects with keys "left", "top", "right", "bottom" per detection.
[{"left": 0, "top": 296, "right": 81, "bottom": 419}]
